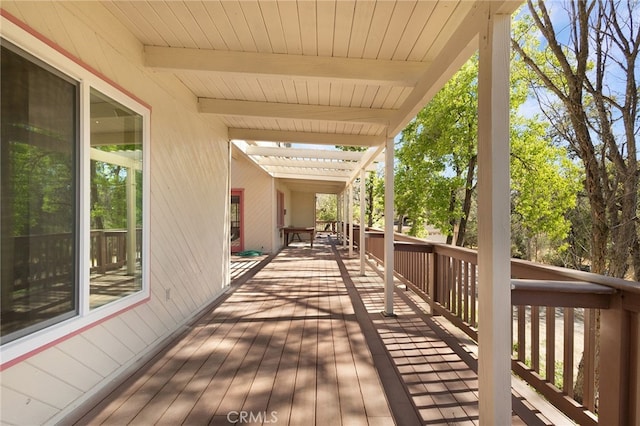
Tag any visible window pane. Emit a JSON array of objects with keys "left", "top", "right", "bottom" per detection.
[
  {"left": 89, "top": 89, "right": 143, "bottom": 309},
  {"left": 1, "top": 43, "right": 78, "bottom": 342}
]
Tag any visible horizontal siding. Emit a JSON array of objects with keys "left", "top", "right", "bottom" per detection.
[
  {"left": 0, "top": 1, "right": 231, "bottom": 424},
  {"left": 231, "top": 154, "right": 275, "bottom": 253}
]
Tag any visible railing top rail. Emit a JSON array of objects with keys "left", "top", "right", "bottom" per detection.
[{"left": 364, "top": 226, "right": 640, "bottom": 295}]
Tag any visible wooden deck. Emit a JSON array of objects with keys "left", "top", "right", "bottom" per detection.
[{"left": 70, "top": 236, "right": 566, "bottom": 425}]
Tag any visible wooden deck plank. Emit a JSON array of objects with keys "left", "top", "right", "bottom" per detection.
[{"left": 71, "top": 239, "right": 565, "bottom": 426}]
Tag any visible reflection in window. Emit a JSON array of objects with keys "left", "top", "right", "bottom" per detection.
[
  {"left": 1, "top": 43, "right": 78, "bottom": 342},
  {"left": 89, "top": 89, "right": 142, "bottom": 309}
]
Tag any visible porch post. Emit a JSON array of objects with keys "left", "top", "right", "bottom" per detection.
[
  {"left": 383, "top": 137, "right": 395, "bottom": 316},
  {"left": 359, "top": 169, "right": 366, "bottom": 276},
  {"left": 349, "top": 184, "right": 354, "bottom": 257},
  {"left": 477, "top": 10, "right": 511, "bottom": 424},
  {"left": 343, "top": 189, "right": 348, "bottom": 248},
  {"left": 337, "top": 191, "right": 342, "bottom": 242}
]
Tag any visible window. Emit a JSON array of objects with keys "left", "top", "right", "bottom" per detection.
[
  {"left": 89, "top": 89, "right": 143, "bottom": 309},
  {"left": 1, "top": 34, "right": 149, "bottom": 352},
  {"left": 1, "top": 42, "right": 79, "bottom": 342}
]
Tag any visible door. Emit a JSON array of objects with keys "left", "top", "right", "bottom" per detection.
[{"left": 230, "top": 189, "right": 243, "bottom": 253}]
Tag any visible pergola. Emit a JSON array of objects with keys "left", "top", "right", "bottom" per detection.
[{"left": 104, "top": 1, "right": 521, "bottom": 422}]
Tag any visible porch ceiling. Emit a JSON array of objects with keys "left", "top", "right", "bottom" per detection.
[{"left": 102, "top": 0, "right": 521, "bottom": 192}]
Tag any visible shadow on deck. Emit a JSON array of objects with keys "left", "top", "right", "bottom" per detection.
[{"left": 68, "top": 236, "right": 570, "bottom": 425}]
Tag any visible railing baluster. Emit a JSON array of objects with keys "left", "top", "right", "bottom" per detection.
[
  {"left": 546, "top": 306, "right": 556, "bottom": 386},
  {"left": 518, "top": 306, "right": 526, "bottom": 363},
  {"left": 583, "top": 308, "right": 597, "bottom": 411},
  {"left": 470, "top": 263, "right": 477, "bottom": 327},
  {"left": 563, "top": 308, "right": 574, "bottom": 397},
  {"left": 532, "top": 306, "right": 540, "bottom": 373},
  {"left": 463, "top": 261, "right": 469, "bottom": 323}
]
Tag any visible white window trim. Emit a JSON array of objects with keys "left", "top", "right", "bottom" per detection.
[{"left": 0, "top": 15, "right": 151, "bottom": 366}]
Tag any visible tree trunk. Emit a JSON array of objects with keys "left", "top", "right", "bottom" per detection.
[{"left": 455, "top": 154, "right": 477, "bottom": 247}]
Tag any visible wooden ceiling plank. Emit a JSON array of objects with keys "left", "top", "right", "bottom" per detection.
[
  {"left": 348, "top": 1, "right": 377, "bottom": 58},
  {"left": 297, "top": 1, "right": 317, "bottom": 56},
  {"left": 278, "top": 1, "right": 303, "bottom": 55},
  {"left": 220, "top": 1, "right": 257, "bottom": 52},
  {"left": 333, "top": 1, "right": 356, "bottom": 58},
  {"left": 200, "top": 98, "right": 393, "bottom": 125},
  {"left": 411, "top": 1, "right": 463, "bottom": 61},
  {"left": 229, "top": 128, "right": 383, "bottom": 147},
  {"left": 362, "top": 1, "right": 395, "bottom": 59},
  {"left": 183, "top": 2, "right": 225, "bottom": 50},
  {"left": 164, "top": 2, "right": 205, "bottom": 48},
  {"left": 149, "top": 2, "right": 195, "bottom": 48},
  {"left": 377, "top": 1, "right": 418, "bottom": 60},
  {"left": 144, "top": 46, "right": 426, "bottom": 87},
  {"left": 238, "top": 1, "right": 273, "bottom": 53},
  {"left": 201, "top": 2, "right": 242, "bottom": 51},
  {"left": 294, "top": 80, "right": 309, "bottom": 105},
  {"left": 316, "top": 0, "right": 336, "bottom": 56},
  {"left": 258, "top": 1, "right": 287, "bottom": 54},
  {"left": 392, "top": 1, "right": 438, "bottom": 60}
]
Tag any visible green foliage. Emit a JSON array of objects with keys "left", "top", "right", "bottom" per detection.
[
  {"left": 396, "top": 45, "right": 581, "bottom": 257},
  {"left": 315, "top": 193, "right": 337, "bottom": 222},
  {"left": 8, "top": 141, "right": 74, "bottom": 235},
  {"left": 510, "top": 119, "right": 582, "bottom": 260},
  {"left": 396, "top": 58, "right": 478, "bottom": 241}
]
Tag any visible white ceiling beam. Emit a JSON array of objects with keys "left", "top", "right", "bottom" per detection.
[
  {"left": 199, "top": 98, "right": 393, "bottom": 126},
  {"left": 245, "top": 146, "right": 364, "bottom": 161},
  {"left": 271, "top": 172, "right": 349, "bottom": 182},
  {"left": 228, "top": 128, "right": 383, "bottom": 147},
  {"left": 349, "top": 145, "right": 386, "bottom": 184},
  {"left": 256, "top": 157, "right": 358, "bottom": 170},
  {"left": 264, "top": 166, "right": 352, "bottom": 177},
  {"left": 145, "top": 46, "right": 426, "bottom": 87}
]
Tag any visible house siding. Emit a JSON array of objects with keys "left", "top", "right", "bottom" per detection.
[
  {"left": 231, "top": 152, "right": 275, "bottom": 254},
  {"left": 0, "top": 2, "right": 230, "bottom": 424}
]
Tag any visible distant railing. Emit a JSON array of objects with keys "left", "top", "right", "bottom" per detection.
[
  {"left": 315, "top": 220, "right": 337, "bottom": 233},
  {"left": 351, "top": 226, "right": 640, "bottom": 426},
  {"left": 11, "top": 229, "right": 141, "bottom": 290}
]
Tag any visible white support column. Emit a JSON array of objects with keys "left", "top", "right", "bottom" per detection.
[
  {"left": 126, "top": 167, "right": 137, "bottom": 275},
  {"left": 348, "top": 184, "right": 354, "bottom": 257},
  {"left": 343, "top": 188, "right": 348, "bottom": 248},
  {"left": 383, "top": 137, "right": 395, "bottom": 316},
  {"left": 359, "top": 169, "right": 367, "bottom": 276},
  {"left": 477, "top": 10, "right": 511, "bottom": 424},
  {"left": 337, "top": 192, "right": 342, "bottom": 242}
]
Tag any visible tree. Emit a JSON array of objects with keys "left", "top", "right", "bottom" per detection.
[
  {"left": 335, "top": 146, "right": 384, "bottom": 228},
  {"left": 512, "top": 0, "right": 640, "bottom": 280},
  {"left": 396, "top": 58, "right": 479, "bottom": 245},
  {"left": 396, "top": 53, "right": 580, "bottom": 253},
  {"left": 511, "top": 119, "right": 582, "bottom": 261}
]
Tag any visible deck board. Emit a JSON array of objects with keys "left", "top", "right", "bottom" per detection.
[{"left": 71, "top": 237, "right": 566, "bottom": 426}]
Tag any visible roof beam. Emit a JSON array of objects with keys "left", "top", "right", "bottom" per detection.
[
  {"left": 245, "top": 146, "right": 363, "bottom": 161},
  {"left": 264, "top": 166, "right": 352, "bottom": 177},
  {"left": 199, "top": 98, "right": 392, "bottom": 125},
  {"left": 228, "top": 128, "right": 383, "bottom": 147},
  {"left": 256, "top": 158, "right": 358, "bottom": 171},
  {"left": 349, "top": 145, "right": 386, "bottom": 184},
  {"left": 271, "top": 172, "right": 349, "bottom": 182},
  {"left": 145, "top": 46, "right": 426, "bottom": 87}
]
